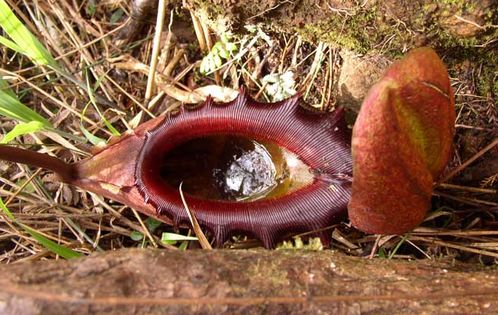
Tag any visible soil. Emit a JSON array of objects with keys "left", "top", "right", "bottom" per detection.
[{"left": 190, "top": 0, "right": 497, "bottom": 53}]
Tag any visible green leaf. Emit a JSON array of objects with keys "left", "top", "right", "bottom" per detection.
[
  {"left": 213, "top": 55, "right": 222, "bottom": 68},
  {"left": 110, "top": 9, "right": 124, "bottom": 24},
  {"left": 0, "top": 74, "right": 16, "bottom": 98},
  {"left": 130, "top": 231, "right": 144, "bottom": 241},
  {"left": 130, "top": 219, "right": 162, "bottom": 242},
  {"left": 145, "top": 218, "right": 162, "bottom": 233},
  {"left": 0, "top": 2, "right": 102, "bottom": 108},
  {"left": 225, "top": 42, "right": 237, "bottom": 52},
  {"left": 0, "top": 35, "right": 22, "bottom": 52},
  {"left": 178, "top": 241, "right": 189, "bottom": 250},
  {"left": 0, "top": 80, "right": 51, "bottom": 126},
  {"left": 212, "top": 42, "right": 223, "bottom": 53},
  {"left": 80, "top": 124, "right": 106, "bottom": 146},
  {"left": 378, "top": 247, "right": 387, "bottom": 259},
  {"left": 0, "top": 198, "right": 82, "bottom": 259},
  {"left": 0, "top": 197, "right": 15, "bottom": 221},
  {"left": 161, "top": 232, "right": 198, "bottom": 242},
  {"left": 22, "top": 224, "right": 82, "bottom": 259},
  {"left": 0, "top": 0, "right": 59, "bottom": 68},
  {"left": 15, "top": 178, "right": 35, "bottom": 193},
  {"left": 199, "top": 58, "right": 208, "bottom": 74},
  {"left": 388, "top": 236, "right": 407, "bottom": 259},
  {"left": 85, "top": 0, "right": 96, "bottom": 17},
  {"left": 1, "top": 121, "right": 44, "bottom": 144},
  {"left": 218, "top": 48, "right": 230, "bottom": 59},
  {"left": 85, "top": 72, "right": 120, "bottom": 137}
]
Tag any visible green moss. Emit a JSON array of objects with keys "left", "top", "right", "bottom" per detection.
[
  {"left": 439, "top": 0, "right": 478, "bottom": 12},
  {"left": 196, "top": 0, "right": 224, "bottom": 18},
  {"left": 192, "top": 0, "right": 496, "bottom": 67},
  {"left": 439, "top": 0, "right": 462, "bottom": 5},
  {"left": 277, "top": 237, "right": 324, "bottom": 250},
  {"left": 246, "top": 260, "right": 290, "bottom": 287},
  {"left": 474, "top": 52, "right": 498, "bottom": 97},
  {"left": 296, "top": 6, "right": 379, "bottom": 53},
  {"left": 295, "top": 1, "right": 494, "bottom": 56}
]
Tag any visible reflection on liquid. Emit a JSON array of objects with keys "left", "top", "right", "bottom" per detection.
[{"left": 160, "top": 135, "right": 314, "bottom": 201}]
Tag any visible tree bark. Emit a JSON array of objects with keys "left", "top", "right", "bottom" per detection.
[{"left": 0, "top": 248, "right": 497, "bottom": 314}]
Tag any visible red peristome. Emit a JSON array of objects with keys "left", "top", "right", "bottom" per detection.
[
  {"left": 348, "top": 47, "right": 455, "bottom": 235},
  {"left": 135, "top": 90, "right": 352, "bottom": 248}
]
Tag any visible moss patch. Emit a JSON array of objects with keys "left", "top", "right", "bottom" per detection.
[{"left": 191, "top": 0, "right": 497, "bottom": 58}]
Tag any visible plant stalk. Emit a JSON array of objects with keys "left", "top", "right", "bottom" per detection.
[{"left": 0, "top": 145, "right": 75, "bottom": 183}]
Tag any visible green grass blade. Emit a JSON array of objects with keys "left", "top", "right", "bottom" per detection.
[
  {"left": 0, "top": 73, "right": 16, "bottom": 98},
  {"left": 0, "top": 0, "right": 58, "bottom": 68},
  {"left": 161, "top": 232, "right": 198, "bottom": 242},
  {"left": 0, "top": 197, "right": 15, "bottom": 221},
  {"left": 79, "top": 100, "right": 106, "bottom": 145},
  {"left": 0, "top": 35, "right": 22, "bottom": 52},
  {"left": 85, "top": 71, "right": 120, "bottom": 136},
  {"left": 0, "top": 198, "right": 82, "bottom": 259},
  {"left": 1, "top": 121, "right": 44, "bottom": 144},
  {"left": 0, "top": 79, "right": 51, "bottom": 126},
  {"left": 21, "top": 224, "right": 83, "bottom": 259},
  {"left": 0, "top": 2, "right": 115, "bottom": 115},
  {"left": 80, "top": 124, "right": 106, "bottom": 146}
]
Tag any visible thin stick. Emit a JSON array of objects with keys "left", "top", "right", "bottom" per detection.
[
  {"left": 437, "top": 183, "right": 497, "bottom": 194},
  {"left": 145, "top": 0, "right": 167, "bottom": 103},
  {"left": 5, "top": 169, "right": 41, "bottom": 206},
  {"left": 439, "top": 137, "right": 498, "bottom": 183},
  {"left": 0, "top": 145, "right": 74, "bottom": 183},
  {"left": 368, "top": 235, "right": 381, "bottom": 259},
  {"left": 412, "top": 236, "right": 498, "bottom": 259},
  {"left": 178, "top": 183, "right": 212, "bottom": 250},
  {"left": 434, "top": 191, "right": 498, "bottom": 207},
  {"left": 130, "top": 208, "right": 158, "bottom": 248},
  {"left": 190, "top": 10, "right": 207, "bottom": 53}
]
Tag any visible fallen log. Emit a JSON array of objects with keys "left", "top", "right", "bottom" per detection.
[{"left": 0, "top": 249, "right": 497, "bottom": 314}]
